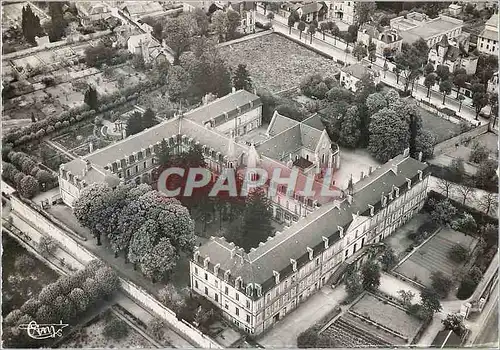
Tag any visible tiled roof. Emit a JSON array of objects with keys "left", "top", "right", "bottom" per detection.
[
  {"left": 301, "top": 114, "right": 325, "bottom": 131},
  {"left": 257, "top": 125, "right": 303, "bottom": 160},
  {"left": 479, "top": 28, "right": 498, "bottom": 41},
  {"left": 300, "top": 124, "right": 323, "bottom": 151},
  {"left": 63, "top": 159, "right": 120, "bottom": 187},
  {"left": 342, "top": 63, "right": 370, "bottom": 80},
  {"left": 300, "top": 1, "right": 326, "bottom": 15},
  {"left": 267, "top": 111, "right": 299, "bottom": 136},
  {"left": 185, "top": 90, "right": 262, "bottom": 126}
]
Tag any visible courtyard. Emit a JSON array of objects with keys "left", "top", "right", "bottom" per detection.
[
  {"left": 395, "top": 227, "right": 478, "bottom": 288},
  {"left": 334, "top": 147, "right": 381, "bottom": 189},
  {"left": 219, "top": 33, "right": 341, "bottom": 93}
]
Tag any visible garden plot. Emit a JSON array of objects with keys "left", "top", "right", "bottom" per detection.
[
  {"left": 86, "top": 73, "right": 120, "bottom": 96},
  {"left": 61, "top": 309, "right": 153, "bottom": 348},
  {"left": 12, "top": 55, "right": 45, "bottom": 71},
  {"left": 47, "top": 81, "right": 85, "bottom": 109},
  {"left": 395, "top": 227, "right": 477, "bottom": 288},
  {"left": 36, "top": 46, "right": 76, "bottom": 65},
  {"left": 2, "top": 2, "right": 49, "bottom": 27},
  {"left": 20, "top": 141, "right": 72, "bottom": 171},
  {"left": 52, "top": 124, "right": 96, "bottom": 152},
  {"left": 219, "top": 33, "right": 341, "bottom": 93},
  {"left": 2, "top": 235, "right": 59, "bottom": 316},
  {"left": 350, "top": 293, "right": 422, "bottom": 343}
]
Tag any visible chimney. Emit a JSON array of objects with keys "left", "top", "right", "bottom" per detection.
[
  {"left": 403, "top": 148, "right": 410, "bottom": 157},
  {"left": 418, "top": 170, "right": 423, "bottom": 181},
  {"left": 418, "top": 151, "right": 423, "bottom": 162},
  {"left": 368, "top": 204, "right": 374, "bottom": 216},
  {"left": 337, "top": 225, "right": 344, "bottom": 238},
  {"left": 369, "top": 166, "right": 373, "bottom": 175},
  {"left": 360, "top": 171, "right": 364, "bottom": 180},
  {"left": 322, "top": 236, "right": 329, "bottom": 248},
  {"left": 83, "top": 160, "right": 91, "bottom": 176}
]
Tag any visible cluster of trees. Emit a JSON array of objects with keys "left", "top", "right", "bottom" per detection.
[
  {"left": 299, "top": 74, "right": 338, "bottom": 100},
  {"left": 46, "top": 2, "right": 69, "bottom": 42},
  {"left": 352, "top": 41, "right": 377, "bottom": 62},
  {"left": 344, "top": 259, "right": 381, "bottom": 303},
  {"left": 2, "top": 149, "right": 57, "bottom": 198},
  {"left": 73, "top": 183, "right": 195, "bottom": 282},
  {"left": 126, "top": 108, "right": 158, "bottom": 136},
  {"left": 4, "top": 80, "right": 158, "bottom": 146},
  {"left": 393, "top": 38, "right": 430, "bottom": 93},
  {"left": 211, "top": 8, "right": 242, "bottom": 42},
  {"left": 3, "top": 260, "right": 119, "bottom": 348},
  {"left": 21, "top": 5, "right": 44, "bottom": 44},
  {"left": 84, "top": 43, "right": 132, "bottom": 68}
]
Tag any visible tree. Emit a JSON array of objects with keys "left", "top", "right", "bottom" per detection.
[
  {"left": 380, "top": 248, "right": 398, "bottom": 271},
  {"left": 347, "top": 24, "right": 359, "bottom": 43},
  {"left": 452, "top": 68, "right": 468, "bottom": 98},
  {"left": 18, "top": 175, "right": 39, "bottom": 198},
  {"left": 307, "top": 24, "right": 316, "bottom": 44},
  {"left": 478, "top": 192, "right": 498, "bottom": 216},
  {"left": 163, "top": 15, "right": 195, "bottom": 65},
  {"left": 142, "top": 108, "right": 157, "bottom": 129},
  {"left": 319, "top": 22, "right": 328, "bottom": 40},
  {"left": 339, "top": 105, "right": 361, "bottom": 148},
  {"left": 226, "top": 8, "right": 241, "bottom": 40},
  {"left": 21, "top": 5, "right": 43, "bottom": 44},
  {"left": 420, "top": 288, "right": 442, "bottom": 313},
  {"left": 257, "top": 90, "right": 278, "bottom": 124},
  {"left": 436, "top": 177, "right": 454, "bottom": 198},
  {"left": 236, "top": 189, "right": 273, "bottom": 252},
  {"left": 38, "top": 236, "right": 58, "bottom": 257},
  {"left": 330, "top": 23, "right": 340, "bottom": 44},
  {"left": 397, "top": 289, "right": 415, "bottom": 307},
  {"left": 366, "top": 92, "right": 387, "bottom": 114},
  {"left": 456, "top": 180, "right": 475, "bottom": 206},
  {"left": 368, "top": 42, "right": 377, "bottom": 63},
  {"left": 489, "top": 93, "right": 498, "bottom": 129},
  {"left": 439, "top": 79, "right": 453, "bottom": 105},
  {"left": 352, "top": 42, "right": 367, "bottom": 61},
  {"left": 38, "top": 283, "right": 62, "bottom": 305},
  {"left": 191, "top": 8, "right": 209, "bottom": 36},
  {"left": 166, "top": 65, "right": 192, "bottom": 102},
  {"left": 84, "top": 85, "right": 98, "bottom": 110},
  {"left": 212, "top": 10, "right": 229, "bottom": 42},
  {"left": 148, "top": 318, "right": 166, "bottom": 340},
  {"left": 415, "top": 129, "right": 435, "bottom": 160},
  {"left": 103, "top": 319, "right": 129, "bottom": 340},
  {"left": 475, "top": 159, "right": 497, "bottom": 190},
  {"left": 430, "top": 199, "right": 457, "bottom": 226},
  {"left": 368, "top": 108, "right": 410, "bottom": 163},
  {"left": 361, "top": 260, "right": 380, "bottom": 291},
  {"left": 449, "top": 158, "right": 466, "bottom": 183},
  {"left": 287, "top": 14, "right": 296, "bottom": 34},
  {"left": 394, "top": 39, "right": 429, "bottom": 92},
  {"left": 267, "top": 11, "right": 275, "bottom": 21},
  {"left": 345, "top": 271, "right": 363, "bottom": 299},
  {"left": 442, "top": 313, "right": 466, "bottom": 337},
  {"left": 140, "top": 238, "right": 177, "bottom": 282},
  {"left": 68, "top": 288, "right": 89, "bottom": 312},
  {"left": 471, "top": 83, "right": 488, "bottom": 119},
  {"left": 448, "top": 243, "right": 469, "bottom": 263},
  {"left": 94, "top": 266, "right": 120, "bottom": 296},
  {"left": 126, "top": 111, "right": 144, "bottom": 136},
  {"left": 158, "top": 285, "right": 186, "bottom": 313},
  {"left": 47, "top": 2, "right": 67, "bottom": 42},
  {"left": 232, "top": 64, "right": 252, "bottom": 92},
  {"left": 435, "top": 65, "right": 450, "bottom": 82},
  {"left": 458, "top": 94, "right": 465, "bottom": 112},
  {"left": 424, "top": 63, "right": 434, "bottom": 76},
  {"left": 430, "top": 271, "right": 453, "bottom": 298},
  {"left": 424, "top": 73, "right": 437, "bottom": 97},
  {"left": 297, "top": 21, "right": 306, "bottom": 40},
  {"left": 470, "top": 142, "right": 489, "bottom": 164},
  {"left": 355, "top": 1, "right": 376, "bottom": 25}
]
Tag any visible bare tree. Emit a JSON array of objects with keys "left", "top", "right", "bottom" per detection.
[
  {"left": 456, "top": 180, "right": 476, "bottom": 206},
  {"left": 436, "top": 177, "right": 454, "bottom": 198},
  {"left": 478, "top": 192, "right": 498, "bottom": 216}
]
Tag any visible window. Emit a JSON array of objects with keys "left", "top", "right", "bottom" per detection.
[
  {"left": 205, "top": 273, "right": 208, "bottom": 281},
  {"left": 225, "top": 286, "right": 229, "bottom": 295},
  {"left": 315, "top": 257, "right": 320, "bottom": 267},
  {"left": 195, "top": 280, "right": 198, "bottom": 289},
  {"left": 143, "top": 161, "right": 146, "bottom": 169},
  {"left": 135, "top": 165, "right": 138, "bottom": 173},
  {"left": 205, "top": 287, "right": 208, "bottom": 295},
  {"left": 236, "top": 293, "right": 240, "bottom": 301},
  {"left": 215, "top": 294, "right": 219, "bottom": 302},
  {"left": 246, "top": 300, "right": 250, "bottom": 308},
  {"left": 225, "top": 303, "right": 229, "bottom": 309},
  {"left": 345, "top": 250, "right": 349, "bottom": 258},
  {"left": 127, "top": 169, "right": 130, "bottom": 177},
  {"left": 246, "top": 315, "right": 251, "bottom": 323},
  {"left": 236, "top": 307, "right": 240, "bottom": 316},
  {"left": 195, "top": 267, "right": 198, "bottom": 275}
]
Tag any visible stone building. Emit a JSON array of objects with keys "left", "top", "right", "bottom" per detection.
[{"left": 477, "top": 14, "right": 498, "bottom": 56}]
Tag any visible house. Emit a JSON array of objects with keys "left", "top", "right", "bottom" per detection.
[
  {"left": 390, "top": 12, "right": 464, "bottom": 48},
  {"left": 190, "top": 148, "right": 429, "bottom": 335},
  {"left": 448, "top": 4, "right": 462, "bottom": 16},
  {"left": 330, "top": 1, "right": 356, "bottom": 25},
  {"left": 487, "top": 72, "right": 498, "bottom": 94},
  {"left": 427, "top": 35, "right": 478, "bottom": 75},
  {"left": 477, "top": 14, "right": 498, "bottom": 56},
  {"left": 127, "top": 33, "right": 166, "bottom": 64},
  {"left": 76, "top": 2, "right": 112, "bottom": 26},
  {"left": 357, "top": 24, "right": 403, "bottom": 56},
  {"left": 340, "top": 63, "right": 380, "bottom": 92},
  {"left": 120, "top": 1, "right": 165, "bottom": 21},
  {"left": 295, "top": 1, "right": 329, "bottom": 23}
]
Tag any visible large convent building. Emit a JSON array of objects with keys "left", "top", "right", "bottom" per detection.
[{"left": 58, "top": 89, "right": 341, "bottom": 225}]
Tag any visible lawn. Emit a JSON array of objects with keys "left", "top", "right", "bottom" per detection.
[
  {"left": 2, "top": 234, "right": 59, "bottom": 316},
  {"left": 350, "top": 293, "right": 422, "bottom": 342},
  {"left": 219, "top": 33, "right": 341, "bottom": 93},
  {"left": 395, "top": 227, "right": 477, "bottom": 288},
  {"left": 418, "top": 106, "right": 462, "bottom": 144},
  {"left": 61, "top": 309, "right": 153, "bottom": 348}
]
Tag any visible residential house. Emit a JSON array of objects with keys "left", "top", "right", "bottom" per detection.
[
  {"left": 191, "top": 148, "right": 429, "bottom": 335},
  {"left": 448, "top": 4, "right": 462, "bottom": 17},
  {"left": 295, "top": 1, "right": 329, "bottom": 23},
  {"left": 477, "top": 14, "right": 498, "bottom": 56},
  {"left": 120, "top": 1, "right": 165, "bottom": 21},
  {"left": 228, "top": 1, "right": 256, "bottom": 34},
  {"left": 340, "top": 63, "right": 380, "bottom": 92},
  {"left": 76, "top": 2, "right": 112, "bottom": 26},
  {"left": 487, "top": 72, "right": 498, "bottom": 94},
  {"left": 427, "top": 35, "right": 478, "bottom": 75},
  {"left": 127, "top": 33, "right": 167, "bottom": 64},
  {"left": 330, "top": 1, "right": 356, "bottom": 25},
  {"left": 390, "top": 12, "right": 464, "bottom": 48},
  {"left": 357, "top": 24, "right": 403, "bottom": 56}
]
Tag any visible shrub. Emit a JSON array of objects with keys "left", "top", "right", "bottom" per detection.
[
  {"left": 147, "top": 317, "right": 166, "bottom": 340},
  {"left": 13, "top": 172, "right": 26, "bottom": 186},
  {"left": 448, "top": 244, "right": 469, "bottom": 263},
  {"left": 456, "top": 277, "right": 477, "bottom": 300},
  {"left": 297, "top": 328, "right": 320, "bottom": 348},
  {"left": 14, "top": 255, "right": 36, "bottom": 271},
  {"left": 103, "top": 318, "right": 129, "bottom": 340},
  {"left": 18, "top": 175, "right": 39, "bottom": 198},
  {"left": 430, "top": 271, "right": 453, "bottom": 298},
  {"left": 38, "top": 236, "right": 58, "bottom": 257}
]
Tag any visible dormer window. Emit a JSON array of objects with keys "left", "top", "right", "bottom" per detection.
[
  {"left": 235, "top": 276, "right": 242, "bottom": 290},
  {"left": 307, "top": 247, "right": 313, "bottom": 260},
  {"left": 193, "top": 251, "right": 200, "bottom": 261},
  {"left": 290, "top": 258, "right": 297, "bottom": 271},
  {"left": 203, "top": 256, "right": 210, "bottom": 268},
  {"left": 406, "top": 178, "right": 412, "bottom": 189},
  {"left": 224, "top": 270, "right": 231, "bottom": 282},
  {"left": 368, "top": 204, "right": 374, "bottom": 216},
  {"left": 322, "top": 236, "right": 329, "bottom": 249},
  {"left": 273, "top": 271, "right": 280, "bottom": 284},
  {"left": 395, "top": 187, "right": 400, "bottom": 197},
  {"left": 214, "top": 263, "right": 220, "bottom": 275},
  {"left": 418, "top": 170, "right": 423, "bottom": 181},
  {"left": 337, "top": 226, "right": 344, "bottom": 238}
]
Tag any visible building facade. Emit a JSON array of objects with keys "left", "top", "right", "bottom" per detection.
[
  {"left": 330, "top": 1, "right": 356, "bottom": 25},
  {"left": 340, "top": 63, "right": 380, "bottom": 92},
  {"left": 477, "top": 14, "right": 498, "bottom": 56},
  {"left": 427, "top": 35, "right": 478, "bottom": 75},
  {"left": 190, "top": 149, "right": 430, "bottom": 335},
  {"left": 357, "top": 24, "right": 403, "bottom": 56}
]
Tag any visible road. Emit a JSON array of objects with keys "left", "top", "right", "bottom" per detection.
[
  {"left": 474, "top": 297, "right": 499, "bottom": 347},
  {"left": 256, "top": 10, "right": 489, "bottom": 126}
]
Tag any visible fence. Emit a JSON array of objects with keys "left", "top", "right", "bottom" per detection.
[
  {"left": 8, "top": 195, "right": 222, "bottom": 349},
  {"left": 433, "top": 124, "right": 489, "bottom": 156}
]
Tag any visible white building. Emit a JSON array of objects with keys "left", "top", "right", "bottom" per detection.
[
  {"left": 127, "top": 33, "right": 167, "bottom": 64},
  {"left": 357, "top": 24, "right": 403, "bottom": 56},
  {"left": 448, "top": 4, "right": 462, "bottom": 17},
  {"left": 330, "top": 1, "right": 356, "bottom": 25},
  {"left": 427, "top": 35, "right": 478, "bottom": 75},
  {"left": 477, "top": 14, "right": 498, "bottom": 56},
  {"left": 340, "top": 63, "right": 380, "bottom": 92},
  {"left": 191, "top": 149, "right": 429, "bottom": 335}
]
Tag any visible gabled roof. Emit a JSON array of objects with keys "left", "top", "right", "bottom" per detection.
[
  {"left": 341, "top": 63, "right": 370, "bottom": 80},
  {"left": 299, "top": 1, "right": 327, "bottom": 15},
  {"left": 301, "top": 114, "right": 325, "bottom": 131}
]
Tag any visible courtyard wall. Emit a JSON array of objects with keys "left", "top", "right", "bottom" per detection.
[{"left": 433, "top": 124, "right": 489, "bottom": 156}]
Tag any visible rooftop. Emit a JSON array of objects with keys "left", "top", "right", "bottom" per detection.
[{"left": 341, "top": 63, "right": 371, "bottom": 80}]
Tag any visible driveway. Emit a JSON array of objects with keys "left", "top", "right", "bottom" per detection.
[{"left": 258, "top": 285, "right": 347, "bottom": 348}]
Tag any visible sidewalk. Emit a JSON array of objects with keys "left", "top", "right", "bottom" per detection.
[{"left": 259, "top": 12, "right": 489, "bottom": 126}]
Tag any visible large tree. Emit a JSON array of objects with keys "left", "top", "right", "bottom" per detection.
[
  {"left": 126, "top": 111, "right": 144, "bottom": 136},
  {"left": 212, "top": 10, "right": 229, "bottom": 42},
  {"left": 354, "top": 1, "right": 376, "bottom": 25},
  {"left": 162, "top": 15, "right": 195, "bottom": 65},
  {"left": 471, "top": 83, "right": 488, "bottom": 119},
  {"left": 424, "top": 73, "right": 437, "bottom": 98},
  {"left": 166, "top": 65, "right": 192, "bottom": 103},
  {"left": 430, "top": 199, "right": 457, "bottom": 226},
  {"left": 339, "top": 105, "right": 361, "bottom": 148},
  {"left": 368, "top": 108, "right": 410, "bottom": 162},
  {"left": 21, "top": 5, "right": 43, "bottom": 44},
  {"left": 394, "top": 39, "right": 429, "bottom": 92},
  {"left": 18, "top": 175, "right": 39, "bottom": 199},
  {"left": 352, "top": 42, "right": 367, "bottom": 61},
  {"left": 142, "top": 108, "right": 157, "bottom": 129},
  {"left": 475, "top": 159, "right": 498, "bottom": 190},
  {"left": 420, "top": 288, "right": 442, "bottom": 313},
  {"left": 439, "top": 79, "right": 453, "bottom": 105},
  {"left": 226, "top": 8, "right": 241, "bottom": 40},
  {"left": 232, "top": 64, "right": 252, "bottom": 92},
  {"left": 47, "top": 2, "right": 68, "bottom": 42},
  {"left": 361, "top": 260, "right": 381, "bottom": 291},
  {"left": 140, "top": 238, "right": 177, "bottom": 282},
  {"left": 442, "top": 313, "right": 466, "bottom": 337}
]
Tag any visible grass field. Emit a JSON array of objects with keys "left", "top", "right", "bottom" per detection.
[
  {"left": 418, "top": 106, "right": 462, "bottom": 144},
  {"left": 395, "top": 227, "right": 477, "bottom": 288},
  {"left": 219, "top": 33, "right": 341, "bottom": 93}
]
